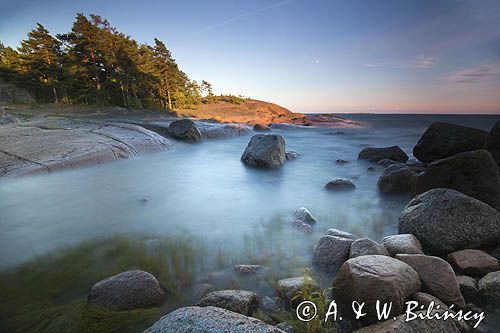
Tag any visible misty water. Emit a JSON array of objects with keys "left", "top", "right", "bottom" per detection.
[{"left": 1, "top": 114, "right": 499, "bottom": 269}]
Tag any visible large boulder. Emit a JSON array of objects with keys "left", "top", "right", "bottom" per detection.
[
  {"left": 379, "top": 234, "right": 423, "bottom": 256},
  {"left": 349, "top": 238, "right": 389, "bottom": 258},
  {"left": 478, "top": 271, "right": 500, "bottom": 305},
  {"left": 485, "top": 120, "right": 500, "bottom": 166},
  {"left": 447, "top": 249, "right": 499, "bottom": 278},
  {"left": 413, "top": 122, "right": 488, "bottom": 163},
  {"left": 197, "top": 290, "right": 259, "bottom": 316},
  {"left": 241, "top": 134, "right": 286, "bottom": 168},
  {"left": 332, "top": 255, "right": 420, "bottom": 324},
  {"left": 377, "top": 164, "right": 416, "bottom": 194},
  {"left": 143, "top": 306, "right": 286, "bottom": 333},
  {"left": 312, "top": 235, "right": 353, "bottom": 273},
  {"left": 413, "top": 150, "right": 500, "bottom": 208},
  {"left": 87, "top": 270, "right": 165, "bottom": 311},
  {"left": 168, "top": 119, "right": 203, "bottom": 142},
  {"left": 395, "top": 254, "right": 465, "bottom": 307},
  {"left": 358, "top": 146, "right": 408, "bottom": 163},
  {"left": 399, "top": 189, "right": 500, "bottom": 254}
]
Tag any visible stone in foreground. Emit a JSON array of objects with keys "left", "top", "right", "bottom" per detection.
[
  {"left": 332, "top": 255, "right": 420, "bottom": 324},
  {"left": 357, "top": 146, "right": 409, "bottom": 163},
  {"left": 241, "top": 134, "right": 286, "bottom": 168},
  {"left": 379, "top": 234, "right": 423, "bottom": 256},
  {"left": 478, "top": 271, "right": 500, "bottom": 305},
  {"left": 324, "top": 178, "right": 356, "bottom": 191},
  {"left": 395, "top": 254, "right": 465, "bottom": 307},
  {"left": 143, "top": 306, "right": 285, "bottom": 333},
  {"left": 447, "top": 249, "right": 499, "bottom": 278},
  {"left": 87, "top": 270, "right": 165, "bottom": 311},
  {"left": 312, "top": 235, "right": 353, "bottom": 273},
  {"left": 197, "top": 290, "right": 259, "bottom": 316},
  {"left": 349, "top": 238, "right": 389, "bottom": 258},
  {"left": 399, "top": 188, "right": 500, "bottom": 254},
  {"left": 168, "top": 119, "right": 203, "bottom": 142},
  {"left": 413, "top": 122, "right": 487, "bottom": 163},
  {"left": 413, "top": 150, "right": 500, "bottom": 208}
]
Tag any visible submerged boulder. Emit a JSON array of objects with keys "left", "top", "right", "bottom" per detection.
[
  {"left": 87, "top": 270, "right": 165, "bottom": 311},
  {"left": 168, "top": 119, "right": 203, "bottom": 142},
  {"left": 413, "top": 150, "right": 500, "bottom": 208},
  {"left": 413, "top": 122, "right": 487, "bottom": 163},
  {"left": 285, "top": 151, "right": 300, "bottom": 160},
  {"left": 324, "top": 178, "right": 356, "bottom": 191},
  {"left": 358, "top": 146, "right": 408, "bottom": 163},
  {"left": 143, "top": 306, "right": 285, "bottom": 333},
  {"left": 395, "top": 254, "right": 465, "bottom": 307},
  {"left": 399, "top": 189, "right": 500, "bottom": 254},
  {"left": 241, "top": 134, "right": 286, "bottom": 168},
  {"left": 377, "top": 164, "right": 416, "bottom": 194},
  {"left": 312, "top": 235, "right": 353, "bottom": 273},
  {"left": 332, "top": 255, "right": 420, "bottom": 324},
  {"left": 197, "top": 290, "right": 259, "bottom": 316}
]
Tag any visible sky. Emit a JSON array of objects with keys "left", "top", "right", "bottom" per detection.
[{"left": 0, "top": 0, "right": 499, "bottom": 114}]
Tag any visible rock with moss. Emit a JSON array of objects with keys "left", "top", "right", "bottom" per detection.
[{"left": 87, "top": 270, "right": 165, "bottom": 311}]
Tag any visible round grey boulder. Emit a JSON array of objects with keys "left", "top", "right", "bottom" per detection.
[
  {"left": 168, "top": 119, "right": 202, "bottom": 142},
  {"left": 197, "top": 290, "right": 259, "bottom": 316},
  {"left": 399, "top": 189, "right": 500, "bottom": 254},
  {"left": 143, "top": 306, "right": 286, "bottom": 333},
  {"left": 87, "top": 270, "right": 165, "bottom": 311},
  {"left": 413, "top": 122, "right": 487, "bottom": 163},
  {"left": 332, "top": 255, "right": 421, "bottom": 324},
  {"left": 358, "top": 146, "right": 409, "bottom": 163},
  {"left": 413, "top": 150, "right": 500, "bottom": 208},
  {"left": 380, "top": 234, "right": 423, "bottom": 256},
  {"left": 377, "top": 164, "right": 416, "bottom": 194},
  {"left": 293, "top": 207, "right": 317, "bottom": 225},
  {"left": 349, "top": 238, "right": 389, "bottom": 258},
  {"left": 241, "top": 134, "right": 286, "bottom": 168}
]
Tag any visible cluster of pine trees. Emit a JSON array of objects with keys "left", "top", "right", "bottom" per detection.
[{"left": 0, "top": 14, "right": 215, "bottom": 109}]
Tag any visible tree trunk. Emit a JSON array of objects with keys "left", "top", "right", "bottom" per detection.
[
  {"left": 52, "top": 85, "right": 59, "bottom": 104},
  {"left": 167, "top": 90, "right": 172, "bottom": 110}
]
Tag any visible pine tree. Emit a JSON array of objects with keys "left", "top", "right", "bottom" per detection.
[{"left": 17, "top": 23, "right": 62, "bottom": 102}]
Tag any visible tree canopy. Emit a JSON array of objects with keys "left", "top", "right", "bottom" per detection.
[{"left": 0, "top": 14, "right": 208, "bottom": 110}]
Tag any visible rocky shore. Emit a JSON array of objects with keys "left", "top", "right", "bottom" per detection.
[{"left": 71, "top": 120, "right": 500, "bottom": 332}]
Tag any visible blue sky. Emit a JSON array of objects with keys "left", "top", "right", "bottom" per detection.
[{"left": 1, "top": 0, "right": 499, "bottom": 113}]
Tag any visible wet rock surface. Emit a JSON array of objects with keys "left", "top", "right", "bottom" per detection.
[
  {"left": 168, "top": 119, "right": 203, "bottom": 142},
  {"left": 377, "top": 163, "right": 416, "bottom": 194},
  {"left": 324, "top": 178, "right": 356, "bottom": 190}
]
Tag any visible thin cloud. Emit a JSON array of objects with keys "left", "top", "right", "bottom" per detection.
[
  {"left": 364, "top": 56, "right": 436, "bottom": 69},
  {"left": 445, "top": 64, "right": 500, "bottom": 84},
  {"left": 195, "top": 0, "right": 293, "bottom": 35}
]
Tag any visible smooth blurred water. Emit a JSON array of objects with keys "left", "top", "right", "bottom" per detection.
[{"left": 0, "top": 114, "right": 498, "bottom": 268}]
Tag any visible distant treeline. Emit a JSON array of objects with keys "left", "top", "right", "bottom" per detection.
[{"left": 0, "top": 14, "right": 240, "bottom": 109}]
